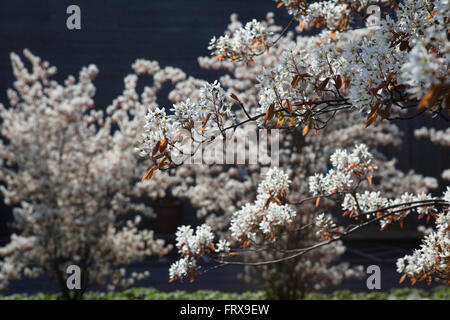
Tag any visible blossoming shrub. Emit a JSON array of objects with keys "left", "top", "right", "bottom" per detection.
[{"left": 0, "top": 50, "right": 172, "bottom": 299}]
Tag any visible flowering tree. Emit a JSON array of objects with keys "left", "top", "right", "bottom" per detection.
[
  {"left": 136, "top": 0, "right": 449, "bottom": 287},
  {"left": 0, "top": 50, "right": 173, "bottom": 299}
]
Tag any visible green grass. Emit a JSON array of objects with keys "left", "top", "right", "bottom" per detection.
[{"left": 1, "top": 286, "right": 449, "bottom": 300}]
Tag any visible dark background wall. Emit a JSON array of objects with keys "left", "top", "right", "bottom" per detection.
[
  {"left": 0, "top": 0, "right": 448, "bottom": 243},
  {"left": 0, "top": 0, "right": 292, "bottom": 108}
]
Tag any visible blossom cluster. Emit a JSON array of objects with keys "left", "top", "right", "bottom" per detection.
[
  {"left": 292, "top": 0, "right": 350, "bottom": 31},
  {"left": 273, "top": 0, "right": 368, "bottom": 31},
  {"left": 308, "top": 144, "right": 375, "bottom": 197},
  {"left": 175, "top": 225, "right": 215, "bottom": 257},
  {"left": 169, "top": 167, "right": 295, "bottom": 282},
  {"left": 396, "top": 188, "right": 450, "bottom": 285},
  {"left": 347, "top": 0, "right": 449, "bottom": 115},
  {"left": 230, "top": 167, "right": 295, "bottom": 241},
  {"left": 401, "top": 43, "right": 448, "bottom": 102},
  {"left": 309, "top": 145, "right": 448, "bottom": 284},
  {"left": 307, "top": 144, "right": 442, "bottom": 232},
  {"left": 208, "top": 18, "right": 273, "bottom": 63},
  {"left": 314, "top": 213, "right": 337, "bottom": 240},
  {"left": 136, "top": 80, "right": 235, "bottom": 169},
  {"left": 168, "top": 224, "right": 215, "bottom": 281},
  {"left": 169, "top": 223, "right": 233, "bottom": 282}
]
